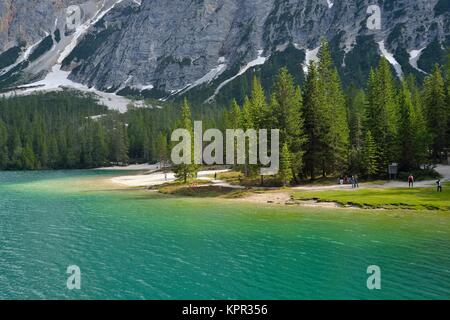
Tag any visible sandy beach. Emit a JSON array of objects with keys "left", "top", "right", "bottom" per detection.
[{"left": 110, "top": 169, "right": 232, "bottom": 188}]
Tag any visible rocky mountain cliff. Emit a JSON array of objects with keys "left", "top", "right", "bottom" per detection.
[{"left": 0, "top": 0, "right": 449, "bottom": 108}]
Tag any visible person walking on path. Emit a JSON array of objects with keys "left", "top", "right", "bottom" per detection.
[
  {"left": 354, "top": 175, "right": 359, "bottom": 188},
  {"left": 408, "top": 174, "right": 414, "bottom": 188},
  {"left": 436, "top": 179, "right": 443, "bottom": 192},
  {"left": 350, "top": 176, "right": 355, "bottom": 189}
]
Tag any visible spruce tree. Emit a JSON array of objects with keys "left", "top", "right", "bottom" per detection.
[
  {"left": 303, "top": 62, "right": 323, "bottom": 180},
  {"left": 240, "top": 96, "right": 256, "bottom": 177},
  {"left": 317, "top": 40, "right": 349, "bottom": 176},
  {"left": 278, "top": 142, "right": 293, "bottom": 186},
  {"left": 397, "top": 81, "right": 415, "bottom": 171},
  {"left": 423, "top": 64, "right": 447, "bottom": 161},
  {"left": 347, "top": 87, "right": 367, "bottom": 175},
  {"left": 156, "top": 132, "right": 169, "bottom": 167},
  {"left": 92, "top": 122, "right": 108, "bottom": 167},
  {"left": 363, "top": 131, "right": 378, "bottom": 178},
  {"left": 406, "top": 75, "right": 430, "bottom": 168},
  {"left": 366, "top": 58, "right": 398, "bottom": 175},
  {"left": 0, "top": 119, "right": 8, "bottom": 169},
  {"left": 173, "top": 98, "right": 199, "bottom": 183},
  {"left": 249, "top": 76, "right": 268, "bottom": 129},
  {"left": 270, "top": 67, "right": 305, "bottom": 179}
]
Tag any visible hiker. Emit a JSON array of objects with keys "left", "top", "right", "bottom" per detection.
[
  {"left": 354, "top": 175, "right": 359, "bottom": 188},
  {"left": 350, "top": 176, "right": 355, "bottom": 189},
  {"left": 214, "top": 172, "right": 217, "bottom": 180},
  {"left": 408, "top": 174, "right": 414, "bottom": 188},
  {"left": 436, "top": 179, "right": 443, "bottom": 192}
]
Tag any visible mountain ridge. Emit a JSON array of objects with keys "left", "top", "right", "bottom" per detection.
[{"left": 0, "top": 0, "right": 449, "bottom": 108}]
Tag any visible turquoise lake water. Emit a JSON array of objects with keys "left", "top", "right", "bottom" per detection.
[{"left": 0, "top": 170, "right": 449, "bottom": 300}]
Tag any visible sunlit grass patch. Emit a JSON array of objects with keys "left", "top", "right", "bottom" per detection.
[{"left": 292, "top": 183, "right": 450, "bottom": 211}]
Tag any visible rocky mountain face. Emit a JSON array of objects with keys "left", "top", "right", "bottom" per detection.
[{"left": 0, "top": 0, "right": 449, "bottom": 107}]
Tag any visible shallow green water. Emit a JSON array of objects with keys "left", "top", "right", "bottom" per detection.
[{"left": 0, "top": 170, "right": 449, "bottom": 300}]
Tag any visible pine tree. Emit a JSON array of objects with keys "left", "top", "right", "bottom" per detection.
[
  {"left": 270, "top": 67, "right": 305, "bottom": 180},
  {"left": 0, "top": 119, "right": 8, "bottom": 169},
  {"left": 446, "top": 49, "right": 450, "bottom": 153},
  {"left": 423, "top": 64, "right": 447, "bottom": 161},
  {"left": 92, "top": 122, "right": 108, "bottom": 167},
  {"left": 278, "top": 142, "right": 293, "bottom": 186},
  {"left": 110, "top": 124, "right": 129, "bottom": 165},
  {"left": 240, "top": 96, "right": 256, "bottom": 177},
  {"left": 21, "top": 140, "right": 37, "bottom": 170},
  {"left": 406, "top": 75, "right": 430, "bottom": 168},
  {"left": 173, "top": 98, "right": 199, "bottom": 183},
  {"left": 156, "top": 132, "right": 169, "bottom": 167},
  {"left": 347, "top": 87, "right": 367, "bottom": 175},
  {"left": 397, "top": 81, "right": 415, "bottom": 171},
  {"left": 363, "top": 131, "right": 378, "bottom": 178},
  {"left": 249, "top": 76, "right": 268, "bottom": 129},
  {"left": 10, "top": 130, "right": 24, "bottom": 169},
  {"left": 366, "top": 58, "right": 398, "bottom": 175},
  {"left": 317, "top": 39, "right": 349, "bottom": 176},
  {"left": 48, "top": 135, "right": 59, "bottom": 169},
  {"left": 303, "top": 62, "right": 323, "bottom": 180},
  {"left": 347, "top": 87, "right": 366, "bottom": 150},
  {"left": 229, "top": 99, "right": 242, "bottom": 129}
]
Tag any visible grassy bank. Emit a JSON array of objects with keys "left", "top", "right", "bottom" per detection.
[
  {"left": 157, "top": 181, "right": 249, "bottom": 198},
  {"left": 292, "top": 183, "right": 450, "bottom": 211}
]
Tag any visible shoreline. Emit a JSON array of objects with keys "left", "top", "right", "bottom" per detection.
[
  {"left": 106, "top": 171, "right": 366, "bottom": 210},
  {"left": 104, "top": 165, "right": 450, "bottom": 211}
]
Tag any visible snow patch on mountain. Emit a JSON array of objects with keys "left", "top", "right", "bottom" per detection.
[
  {"left": 206, "top": 50, "right": 269, "bottom": 102},
  {"left": 302, "top": 47, "right": 320, "bottom": 74},
  {"left": 1, "top": 64, "right": 134, "bottom": 112},
  {"left": 276, "top": 42, "right": 289, "bottom": 52},
  {"left": 0, "top": 36, "right": 46, "bottom": 76},
  {"left": 377, "top": 40, "right": 403, "bottom": 78},
  {"left": 408, "top": 48, "right": 427, "bottom": 74},
  {"left": 182, "top": 62, "right": 227, "bottom": 94}
]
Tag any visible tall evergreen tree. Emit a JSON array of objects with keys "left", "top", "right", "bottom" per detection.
[
  {"left": 423, "top": 64, "right": 447, "bottom": 161},
  {"left": 278, "top": 142, "right": 293, "bottom": 186},
  {"left": 110, "top": 124, "right": 129, "bottom": 165},
  {"left": 269, "top": 67, "right": 305, "bottom": 180},
  {"left": 366, "top": 58, "right": 398, "bottom": 175},
  {"left": 0, "top": 119, "right": 8, "bottom": 169},
  {"left": 173, "top": 98, "right": 199, "bottom": 183},
  {"left": 317, "top": 40, "right": 349, "bottom": 176},
  {"left": 347, "top": 87, "right": 367, "bottom": 175},
  {"left": 249, "top": 76, "right": 268, "bottom": 129},
  {"left": 362, "top": 131, "right": 378, "bottom": 178},
  {"left": 397, "top": 81, "right": 415, "bottom": 171},
  {"left": 92, "top": 122, "right": 108, "bottom": 166},
  {"left": 303, "top": 62, "right": 323, "bottom": 180},
  {"left": 155, "top": 132, "right": 168, "bottom": 168}
]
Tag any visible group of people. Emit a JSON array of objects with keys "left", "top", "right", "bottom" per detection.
[
  {"left": 407, "top": 174, "right": 443, "bottom": 192},
  {"left": 339, "top": 175, "right": 359, "bottom": 188}
]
